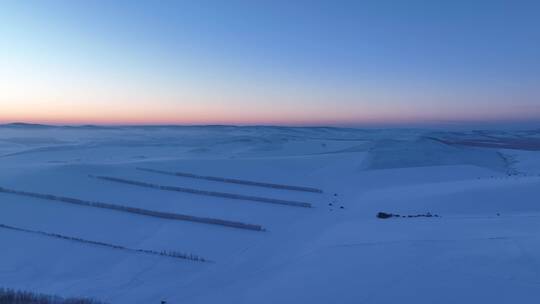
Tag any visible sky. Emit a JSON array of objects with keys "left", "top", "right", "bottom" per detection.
[{"left": 1, "top": 0, "right": 539, "bottom": 127}]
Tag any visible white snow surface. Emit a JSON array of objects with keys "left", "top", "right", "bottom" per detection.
[{"left": 1, "top": 125, "right": 540, "bottom": 303}]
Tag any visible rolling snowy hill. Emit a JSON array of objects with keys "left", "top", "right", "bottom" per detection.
[{"left": 1, "top": 125, "right": 540, "bottom": 303}]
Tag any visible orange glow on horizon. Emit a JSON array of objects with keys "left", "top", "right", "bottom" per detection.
[{"left": 3, "top": 110, "right": 539, "bottom": 127}]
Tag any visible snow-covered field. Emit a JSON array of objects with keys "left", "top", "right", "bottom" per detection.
[{"left": 1, "top": 124, "right": 540, "bottom": 303}]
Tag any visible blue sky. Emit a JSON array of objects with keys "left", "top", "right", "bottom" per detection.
[{"left": 1, "top": 0, "right": 539, "bottom": 126}]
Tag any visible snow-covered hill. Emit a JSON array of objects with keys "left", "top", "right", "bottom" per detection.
[{"left": 1, "top": 125, "right": 540, "bottom": 303}]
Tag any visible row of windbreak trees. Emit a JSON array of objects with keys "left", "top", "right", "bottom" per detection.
[
  {"left": 136, "top": 167, "right": 324, "bottom": 193},
  {"left": 0, "top": 223, "right": 208, "bottom": 263},
  {"left": 0, "top": 288, "right": 105, "bottom": 304},
  {"left": 0, "top": 186, "right": 263, "bottom": 231},
  {"left": 90, "top": 175, "right": 312, "bottom": 208}
]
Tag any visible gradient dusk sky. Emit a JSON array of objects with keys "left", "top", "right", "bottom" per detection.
[{"left": 1, "top": 0, "right": 539, "bottom": 126}]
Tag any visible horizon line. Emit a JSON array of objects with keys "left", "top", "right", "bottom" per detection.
[{"left": 1, "top": 120, "right": 540, "bottom": 131}]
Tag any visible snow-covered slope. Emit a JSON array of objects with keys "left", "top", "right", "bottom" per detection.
[{"left": 1, "top": 125, "right": 540, "bottom": 303}]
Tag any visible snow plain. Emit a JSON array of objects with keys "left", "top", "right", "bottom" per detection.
[{"left": 1, "top": 124, "right": 540, "bottom": 303}]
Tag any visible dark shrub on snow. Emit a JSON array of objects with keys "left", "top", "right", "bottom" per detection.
[{"left": 0, "top": 288, "right": 105, "bottom": 304}]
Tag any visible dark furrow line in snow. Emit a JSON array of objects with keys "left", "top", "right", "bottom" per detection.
[
  {"left": 0, "top": 223, "right": 209, "bottom": 263},
  {"left": 0, "top": 186, "right": 264, "bottom": 231},
  {"left": 136, "top": 167, "right": 324, "bottom": 193},
  {"left": 90, "top": 175, "right": 313, "bottom": 208}
]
